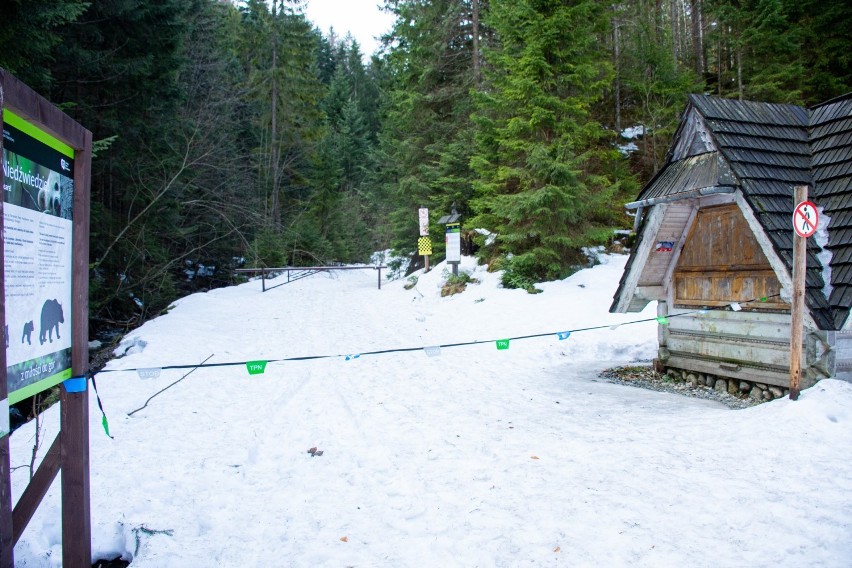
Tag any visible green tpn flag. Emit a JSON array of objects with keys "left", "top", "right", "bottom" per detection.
[{"left": 246, "top": 360, "right": 268, "bottom": 375}]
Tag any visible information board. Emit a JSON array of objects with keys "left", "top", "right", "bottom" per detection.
[
  {"left": 418, "top": 207, "right": 429, "bottom": 236},
  {"left": 2, "top": 109, "right": 74, "bottom": 404},
  {"left": 445, "top": 222, "right": 461, "bottom": 263}
]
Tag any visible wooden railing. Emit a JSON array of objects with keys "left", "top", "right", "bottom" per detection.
[{"left": 235, "top": 265, "right": 387, "bottom": 291}]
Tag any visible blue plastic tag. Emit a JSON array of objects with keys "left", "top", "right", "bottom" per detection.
[{"left": 63, "top": 376, "right": 88, "bottom": 393}]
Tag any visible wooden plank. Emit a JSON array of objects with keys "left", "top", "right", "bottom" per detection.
[
  {"left": 639, "top": 203, "right": 693, "bottom": 287},
  {"left": 635, "top": 286, "right": 666, "bottom": 300},
  {"left": 668, "top": 310, "right": 792, "bottom": 340},
  {"left": 658, "top": 301, "right": 669, "bottom": 350},
  {"left": 61, "top": 126, "right": 92, "bottom": 567},
  {"left": 674, "top": 270, "right": 786, "bottom": 306},
  {"left": 0, "top": 70, "right": 14, "bottom": 568},
  {"left": 662, "top": 205, "right": 698, "bottom": 296},
  {"left": 697, "top": 193, "right": 736, "bottom": 209},
  {"left": 1, "top": 70, "right": 88, "bottom": 150},
  {"left": 12, "top": 435, "right": 61, "bottom": 545},
  {"left": 790, "top": 185, "right": 808, "bottom": 400},
  {"left": 834, "top": 336, "right": 852, "bottom": 359},
  {"left": 613, "top": 204, "right": 668, "bottom": 312},
  {"left": 667, "top": 331, "right": 794, "bottom": 368},
  {"left": 666, "top": 354, "right": 791, "bottom": 388},
  {"left": 60, "top": 390, "right": 90, "bottom": 566}
]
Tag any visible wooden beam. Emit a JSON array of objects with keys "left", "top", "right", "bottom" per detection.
[
  {"left": 0, "top": 71, "right": 15, "bottom": 568},
  {"left": 634, "top": 286, "right": 666, "bottom": 300},
  {"left": 790, "top": 185, "right": 808, "bottom": 400},
  {"left": 61, "top": 124, "right": 92, "bottom": 567},
  {"left": 613, "top": 204, "right": 669, "bottom": 312},
  {"left": 12, "top": 435, "right": 61, "bottom": 545},
  {"left": 0, "top": 70, "right": 88, "bottom": 149},
  {"left": 662, "top": 204, "right": 698, "bottom": 298},
  {"left": 697, "top": 192, "right": 736, "bottom": 208}
]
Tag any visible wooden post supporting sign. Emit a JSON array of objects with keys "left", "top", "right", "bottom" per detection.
[
  {"left": 790, "top": 185, "right": 816, "bottom": 401},
  {"left": 0, "top": 73, "right": 12, "bottom": 568}
]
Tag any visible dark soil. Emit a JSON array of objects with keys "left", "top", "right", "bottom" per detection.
[{"left": 92, "top": 558, "right": 130, "bottom": 568}]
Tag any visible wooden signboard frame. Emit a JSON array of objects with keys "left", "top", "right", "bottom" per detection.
[{"left": 0, "top": 68, "right": 92, "bottom": 567}]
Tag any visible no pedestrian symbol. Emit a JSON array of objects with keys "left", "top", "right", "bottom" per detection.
[{"left": 793, "top": 200, "right": 818, "bottom": 238}]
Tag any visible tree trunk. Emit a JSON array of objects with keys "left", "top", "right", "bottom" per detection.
[
  {"left": 691, "top": 0, "right": 704, "bottom": 75},
  {"left": 613, "top": 7, "right": 621, "bottom": 133},
  {"left": 472, "top": 0, "right": 481, "bottom": 84},
  {"left": 737, "top": 43, "right": 743, "bottom": 100},
  {"left": 671, "top": 0, "right": 679, "bottom": 63},
  {"left": 270, "top": 1, "right": 281, "bottom": 231}
]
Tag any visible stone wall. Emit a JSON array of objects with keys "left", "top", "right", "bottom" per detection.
[{"left": 665, "top": 367, "right": 790, "bottom": 402}]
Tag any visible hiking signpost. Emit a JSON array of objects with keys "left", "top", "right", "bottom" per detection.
[
  {"left": 790, "top": 186, "right": 814, "bottom": 401},
  {"left": 1, "top": 68, "right": 93, "bottom": 567},
  {"left": 418, "top": 207, "right": 431, "bottom": 272}
]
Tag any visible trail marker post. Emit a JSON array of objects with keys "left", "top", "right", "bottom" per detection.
[
  {"left": 418, "top": 207, "right": 431, "bottom": 272},
  {"left": 790, "top": 186, "right": 814, "bottom": 401}
]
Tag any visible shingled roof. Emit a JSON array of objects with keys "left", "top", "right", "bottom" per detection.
[{"left": 615, "top": 93, "right": 852, "bottom": 330}]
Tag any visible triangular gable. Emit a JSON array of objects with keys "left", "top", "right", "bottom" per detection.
[
  {"left": 673, "top": 204, "right": 787, "bottom": 309},
  {"left": 670, "top": 107, "right": 715, "bottom": 161}
]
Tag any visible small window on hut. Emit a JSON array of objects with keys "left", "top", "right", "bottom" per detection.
[{"left": 673, "top": 204, "right": 788, "bottom": 310}]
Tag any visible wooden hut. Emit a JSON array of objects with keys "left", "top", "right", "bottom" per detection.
[{"left": 611, "top": 93, "right": 852, "bottom": 393}]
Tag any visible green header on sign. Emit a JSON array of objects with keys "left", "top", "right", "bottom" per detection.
[{"left": 3, "top": 109, "right": 75, "bottom": 159}]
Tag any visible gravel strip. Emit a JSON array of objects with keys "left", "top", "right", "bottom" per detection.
[{"left": 600, "top": 365, "right": 762, "bottom": 410}]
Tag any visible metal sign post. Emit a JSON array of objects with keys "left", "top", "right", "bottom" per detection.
[{"left": 790, "top": 186, "right": 815, "bottom": 400}]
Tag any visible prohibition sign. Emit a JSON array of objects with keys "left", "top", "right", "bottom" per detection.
[{"left": 793, "top": 200, "right": 818, "bottom": 238}]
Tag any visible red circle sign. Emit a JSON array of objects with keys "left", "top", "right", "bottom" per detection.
[{"left": 793, "top": 201, "right": 818, "bottom": 238}]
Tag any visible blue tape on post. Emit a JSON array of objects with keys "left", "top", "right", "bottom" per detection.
[{"left": 63, "top": 376, "right": 88, "bottom": 393}]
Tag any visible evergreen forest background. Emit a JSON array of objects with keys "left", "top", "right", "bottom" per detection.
[{"left": 2, "top": 0, "right": 850, "bottom": 338}]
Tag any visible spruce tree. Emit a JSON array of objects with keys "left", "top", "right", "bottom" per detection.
[
  {"left": 378, "top": 0, "right": 484, "bottom": 264},
  {"left": 470, "top": 0, "right": 635, "bottom": 286}
]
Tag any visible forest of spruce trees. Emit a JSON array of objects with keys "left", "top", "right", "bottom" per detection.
[{"left": 1, "top": 0, "right": 850, "bottom": 335}]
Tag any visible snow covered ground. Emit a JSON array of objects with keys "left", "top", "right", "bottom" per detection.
[{"left": 10, "top": 254, "right": 852, "bottom": 566}]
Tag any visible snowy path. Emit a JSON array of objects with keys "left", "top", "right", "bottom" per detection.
[{"left": 10, "top": 256, "right": 852, "bottom": 566}]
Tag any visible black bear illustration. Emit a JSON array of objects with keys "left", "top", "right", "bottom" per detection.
[
  {"left": 38, "top": 181, "right": 61, "bottom": 216},
  {"left": 39, "top": 300, "right": 64, "bottom": 344},
  {"left": 22, "top": 321, "right": 34, "bottom": 345}
]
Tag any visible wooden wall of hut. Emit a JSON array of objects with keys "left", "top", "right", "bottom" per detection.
[{"left": 673, "top": 204, "right": 787, "bottom": 310}]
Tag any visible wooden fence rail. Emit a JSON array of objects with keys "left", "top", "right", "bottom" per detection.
[{"left": 235, "top": 265, "right": 387, "bottom": 291}]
